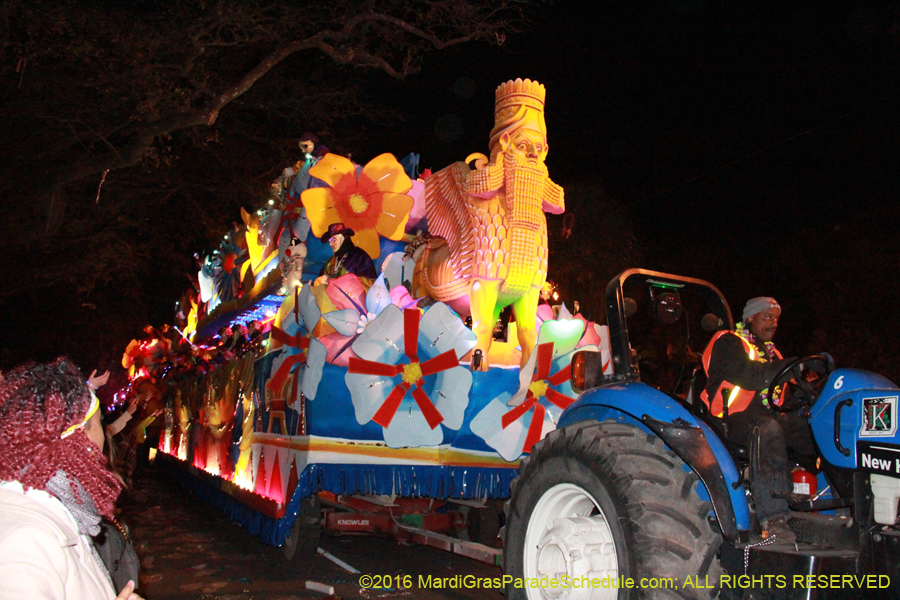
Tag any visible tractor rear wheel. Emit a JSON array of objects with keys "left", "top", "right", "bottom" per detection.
[{"left": 503, "top": 421, "right": 722, "bottom": 599}]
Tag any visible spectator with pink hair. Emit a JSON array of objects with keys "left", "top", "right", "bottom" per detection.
[{"left": 0, "top": 358, "right": 143, "bottom": 600}]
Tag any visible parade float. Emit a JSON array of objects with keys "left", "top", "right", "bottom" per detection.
[{"left": 150, "top": 79, "right": 613, "bottom": 560}]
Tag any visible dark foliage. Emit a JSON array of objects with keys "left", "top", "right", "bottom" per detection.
[{"left": 0, "top": 0, "right": 530, "bottom": 369}]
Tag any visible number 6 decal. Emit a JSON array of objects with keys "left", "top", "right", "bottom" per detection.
[{"left": 834, "top": 375, "right": 844, "bottom": 390}]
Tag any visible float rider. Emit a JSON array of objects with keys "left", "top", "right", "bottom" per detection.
[
  {"left": 288, "top": 132, "right": 330, "bottom": 199},
  {"left": 701, "top": 297, "right": 817, "bottom": 543},
  {"left": 314, "top": 222, "right": 376, "bottom": 286}
]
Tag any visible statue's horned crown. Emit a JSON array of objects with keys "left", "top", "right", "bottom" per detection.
[{"left": 494, "top": 78, "right": 545, "bottom": 124}]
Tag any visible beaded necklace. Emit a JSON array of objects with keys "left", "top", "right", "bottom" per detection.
[
  {"left": 735, "top": 322, "right": 777, "bottom": 361},
  {"left": 327, "top": 252, "right": 347, "bottom": 277},
  {"left": 735, "top": 322, "right": 781, "bottom": 406}
]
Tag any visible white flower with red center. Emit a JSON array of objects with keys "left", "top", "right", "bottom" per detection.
[
  {"left": 470, "top": 314, "right": 596, "bottom": 461},
  {"left": 344, "top": 303, "right": 476, "bottom": 448},
  {"left": 267, "top": 284, "right": 326, "bottom": 403}
]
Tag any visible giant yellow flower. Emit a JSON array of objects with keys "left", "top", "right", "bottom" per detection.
[{"left": 301, "top": 153, "right": 413, "bottom": 259}]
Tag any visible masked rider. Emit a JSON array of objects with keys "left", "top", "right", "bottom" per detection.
[{"left": 314, "top": 222, "right": 376, "bottom": 286}]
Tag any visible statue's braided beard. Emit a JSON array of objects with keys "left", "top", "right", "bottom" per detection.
[
  {"left": 461, "top": 152, "right": 505, "bottom": 197},
  {"left": 501, "top": 151, "right": 550, "bottom": 226},
  {"left": 461, "top": 150, "right": 558, "bottom": 211},
  {"left": 500, "top": 151, "right": 552, "bottom": 293},
  {"left": 457, "top": 149, "right": 563, "bottom": 294}
]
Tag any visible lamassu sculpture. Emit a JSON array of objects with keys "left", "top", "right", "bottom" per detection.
[{"left": 413, "top": 78, "right": 565, "bottom": 369}]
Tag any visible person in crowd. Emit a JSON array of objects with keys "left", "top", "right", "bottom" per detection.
[
  {"left": 235, "top": 320, "right": 265, "bottom": 357},
  {"left": 160, "top": 324, "right": 182, "bottom": 351},
  {"left": 701, "top": 297, "right": 816, "bottom": 543},
  {"left": 217, "top": 326, "right": 234, "bottom": 351},
  {"left": 231, "top": 324, "right": 249, "bottom": 352},
  {"left": 88, "top": 369, "right": 110, "bottom": 391},
  {"left": 112, "top": 380, "right": 163, "bottom": 488},
  {"left": 190, "top": 345, "right": 211, "bottom": 374},
  {"left": 314, "top": 222, "right": 376, "bottom": 285},
  {"left": 106, "top": 392, "right": 147, "bottom": 437},
  {"left": 140, "top": 325, "right": 161, "bottom": 343},
  {"left": 0, "top": 358, "right": 143, "bottom": 600}
]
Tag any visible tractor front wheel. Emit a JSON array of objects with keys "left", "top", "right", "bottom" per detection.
[{"left": 503, "top": 421, "right": 722, "bottom": 599}]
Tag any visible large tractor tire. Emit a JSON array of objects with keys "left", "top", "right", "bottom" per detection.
[
  {"left": 503, "top": 421, "right": 722, "bottom": 600},
  {"left": 282, "top": 495, "right": 321, "bottom": 560}
]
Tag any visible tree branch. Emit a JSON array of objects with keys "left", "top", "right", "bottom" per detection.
[{"left": 15, "top": 1, "right": 526, "bottom": 234}]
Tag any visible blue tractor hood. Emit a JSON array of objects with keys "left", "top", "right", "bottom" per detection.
[{"left": 809, "top": 368, "right": 900, "bottom": 470}]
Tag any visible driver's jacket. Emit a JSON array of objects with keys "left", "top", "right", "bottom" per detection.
[{"left": 701, "top": 330, "right": 784, "bottom": 417}]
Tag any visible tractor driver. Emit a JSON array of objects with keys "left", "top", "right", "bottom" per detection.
[{"left": 701, "top": 297, "right": 817, "bottom": 543}]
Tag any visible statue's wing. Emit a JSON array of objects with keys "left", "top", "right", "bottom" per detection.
[{"left": 424, "top": 162, "right": 475, "bottom": 277}]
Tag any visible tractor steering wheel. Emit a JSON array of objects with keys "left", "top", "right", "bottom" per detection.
[{"left": 768, "top": 354, "right": 835, "bottom": 413}]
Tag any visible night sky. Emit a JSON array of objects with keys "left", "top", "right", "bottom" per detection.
[
  {"left": 360, "top": 1, "right": 900, "bottom": 370},
  {"left": 359, "top": 1, "right": 900, "bottom": 351},
  {"left": 381, "top": 1, "right": 899, "bottom": 238}
]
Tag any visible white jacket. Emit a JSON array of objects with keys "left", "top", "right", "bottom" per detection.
[{"left": 0, "top": 482, "right": 115, "bottom": 600}]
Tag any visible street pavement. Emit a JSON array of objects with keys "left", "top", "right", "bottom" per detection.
[{"left": 119, "top": 463, "right": 506, "bottom": 600}]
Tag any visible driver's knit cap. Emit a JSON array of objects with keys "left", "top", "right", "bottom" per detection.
[{"left": 742, "top": 297, "right": 780, "bottom": 322}]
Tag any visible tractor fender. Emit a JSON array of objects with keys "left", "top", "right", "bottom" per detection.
[{"left": 558, "top": 381, "right": 750, "bottom": 546}]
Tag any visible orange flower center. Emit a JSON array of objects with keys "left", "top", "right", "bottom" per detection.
[{"left": 348, "top": 193, "right": 369, "bottom": 214}]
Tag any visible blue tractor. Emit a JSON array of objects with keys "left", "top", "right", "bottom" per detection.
[{"left": 503, "top": 269, "right": 900, "bottom": 599}]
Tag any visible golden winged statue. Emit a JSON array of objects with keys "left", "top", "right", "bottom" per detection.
[{"left": 413, "top": 79, "right": 564, "bottom": 370}]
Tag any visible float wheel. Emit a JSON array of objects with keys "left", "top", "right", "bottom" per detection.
[{"left": 283, "top": 495, "right": 321, "bottom": 560}]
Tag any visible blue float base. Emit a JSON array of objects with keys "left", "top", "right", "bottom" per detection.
[{"left": 161, "top": 454, "right": 517, "bottom": 547}]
